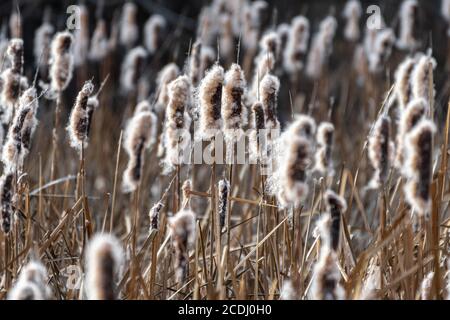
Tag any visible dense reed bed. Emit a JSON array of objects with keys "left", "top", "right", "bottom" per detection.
[{"left": 0, "top": 0, "right": 450, "bottom": 300}]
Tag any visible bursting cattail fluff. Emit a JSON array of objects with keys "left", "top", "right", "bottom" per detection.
[
  {"left": 411, "top": 53, "right": 436, "bottom": 104},
  {"left": 34, "top": 22, "right": 54, "bottom": 69},
  {"left": 49, "top": 31, "right": 74, "bottom": 92},
  {"left": 119, "top": 2, "right": 138, "bottom": 48},
  {"left": 249, "top": 102, "right": 266, "bottom": 162},
  {"left": 149, "top": 202, "right": 163, "bottom": 232},
  {"left": 144, "top": 14, "right": 166, "bottom": 54},
  {"left": 342, "top": 0, "right": 362, "bottom": 41},
  {"left": 155, "top": 63, "right": 180, "bottom": 113},
  {"left": 17, "top": 88, "right": 39, "bottom": 161},
  {"left": 89, "top": 20, "right": 109, "bottom": 61},
  {"left": 323, "top": 190, "right": 347, "bottom": 251},
  {"left": 306, "top": 16, "right": 337, "bottom": 79},
  {"left": 198, "top": 64, "right": 224, "bottom": 139},
  {"left": 403, "top": 119, "right": 435, "bottom": 218},
  {"left": 85, "top": 234, "right": 124, "bottom": 300},
  {"left": 0, "top": 172, "right": 13, "bottom": 234},
  {"left": 277, "top": 23, "right": 290, "bottom": 54},
  {"left": 368, "top": 28, "right": 395, "bottom": 73},
  {"left": 67, "top": 81, "right": 95, "bottom": 151},
  {"left": 283, "top": 16, "right": 309, "bottom": 74},
  {"left": 218, "top": 179, "right": 230, "bottom": 229},
  {"left": 7, "top": 38, "right": 24, "bottom": 74},
  {"left": 367, "top": 116, "right": 394, "bottom": 189},
  {"left": 313, "top": 122, "right": 335, "bottom": 176},
  {"left": 259, "top": 73, "right": 280, "bottom": 130},
  {"left": 73, "top": 5, "right": 89, "bottom": 67},
  {"left": 394, "top": 56, "right": 417, "bottom": 110},
  {"left": 8, "top": 260, "right": 52, "bottom": 300},
  {"left": 396, "top": 0, "right": 420, "bottom": 51},
  {"left": 163, "top": 75, "right": 192, "bottom": 172},
  {"left": 221, "top": 63, "right": 247, "bottom": 141},
  {"left": 395, "top": 98, "right": 427, "bottom": 168},
  {"left": 120, "top": 46, "right": 147, "bottom": 93},
  {"left": 122, "top": 109, "right": 157, "bottom": 192},
  {"left": 181, "top": 179, "right": 192, "bottom": 207},
  {"left": 0, "top": 68, "right": 22, "bottom": 120},
  {"left": 169, "top": 209, "right": 196, "bottom": 282}
]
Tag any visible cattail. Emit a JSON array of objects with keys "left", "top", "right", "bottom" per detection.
[
  {"left": 259, "top": 31, "right": 281, "bottom": 60},
  {"left": 149, "top": 202, "right": 163, "bottom": 231},
  {"left": 0, "top": 68, "right": 22, "bottom": 116},
  {"left": 182, "top": 179, "right": 192, "bottom": 206},
  {"left": 249, "top": 52, "right": 275, "bottom": 103},
  {"left": 314, "top": 122, "right": 335, "bottom": 176},
  {"left": 279, "top": 136, "right": 311, "bottom": 206},
  {"left": 120, "top": 46, "right": 147, "bottom": 93},
  {"left": 85, "top": 234, "right": 124, "bottom": 300},
  {"left": 395, "top": 98, "right": 427, "bottom": 168},
  {"left": 119, "top": 2, "right": 138, "bottom": 48},
  {"left": 420, "top": 271, "right": 434, "bottom": 300},
  {"left": 411, "top": 53, "right": 436, "bottom": 104},
  {"left": 259, "top": 73, "right": 280, "bottom": 130},
  {"left": 218, "top": 179, "right": 230, "bottom": 229},
  {"left": 163, "top": 75, "right": 192, "bottom": 171},
  {"left": 34, "top": 22, "right": 54, "bottom": 70},
  {"left": 221, "top": 63, "right": 247, "bottom": 141},
  {"left": 144, "top": 14, "right": 166, "bottom": 55},
  {"left": 18, "top": 88, "right": 39, "bottom": 161},
  {"left": 155, "top": 63, "right": 180, "bottom": 113},
  {"left": 89, "top": 20, "right": 109, "bottom": 61},
  {"left": 283, "top": 16, "right": 309, "bottom": 74},
  {"left": 73, "top": 5, "right": 89, "bottom": 67},
  {"left": 403, "top": 119, "right": 435, "bottom": 218},
  {"left": 189, "top": 41, "right": 202, "bottom": 87},
  {"left": 342, "top": 0, "right": 362, "bottom": 42},
  {"left": 200, "top": 46, "right": 216, "bottom": 78},
  {"left": 367, "top": 116, "right": 394, "bottom": 189},
  {"left": 2, "top": 87, "right": 39, "bottom": 170},
  {"left": 122, "top": 109, "right": 157, "bottom": 192},
  {"left": 7, "top": 38, "right": 24, "bottom": 74},
  {"left": 198, "top": 64, "right": 224, "bottom": 139},
  {"left": 49, "top": 31, "right": 74, "bottom": 92},
  {"left": 397, "top": 0, "right": 420, "bottom": 51},
  {"left": 8, "top": 260, "right": 52, "bottom": 300},
  {"left": 67, "top": 81, "right": 95, "bottom": 151},
  {"left": 277, "top": 23, "right": 290, "bottom": 54},
  {"left": 311, "top": 214, "right": 345, "bottom": 300},
  {"left": 367, "top": 28, "right": 395, "bottom": 73},
  {"left": 0, "top": 172, "right": 13, "bottom": 234},
  {"left": 219, "top": 14, "right": 234, "bottom": 63},
  {"left": 394, "top": 56, "right": 417, "bottom": 110},
  {"left": 306, "top": 16, "right": 337, "bottom": 79},
  {"left": 249, "top": 102, "right": 266, "bottom": 162},
  {"left": 169, "top": 209, "right": 196, "bottom": 282},
  {"left": 9, "top": 12, "right": 21, "bottom": 39},
  {"left": 323, "top": 190, "right": 347, "bottom": 251},
  {"left": 134, "top": 100, "right": 152, "bottom": 114},
  {"left": 288, "top": 114, "right": 317, "bottom": 141}
]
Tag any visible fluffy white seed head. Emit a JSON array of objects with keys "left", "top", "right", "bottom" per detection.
[
  {"left": 144, "top": 14, "right": 166, "bottom": 54},
  {"left": 49, "top": 31, "right": 74, "bottom": 92},
  {"left": 119, "top": 2, "right": 139, "bottom": 48}
]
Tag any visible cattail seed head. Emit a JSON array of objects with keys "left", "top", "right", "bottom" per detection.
[
  {"left": 169, "top": 209, "right": 196, "bottom": 282},
  {"left": 397, "top": 0, "right": 420, "bottom": 51},
  {"left": 7, "top": 38, "right": 24, "bottom": 74},
  {"left": 67, "top": 81, "right": 95, "bottom": 151},
  {"left": 119, "top": 2, "right": 138, "bottom": 48},
  {"left": 311, "top": 248, "right": 345, "bottom": 300},
  {"left": 144, "top": 14, "right": 166, "bottom": 54},
  {"left": 149, "top": 202, "right": 163, "bottom": 232},
  {"left": 411, "top": 53, "right": 436, "bottom": 103},
  {"left": 277, "top": 23, "right": 290, "bottom": 53},
  {"left": 85, "top": 234, "right": 124, "bottom": 300},
  {"left": 198, "top": 64, "right": 224, "bottom": 139},
  {"left": 0, "top": 172, "right": 13, "bottom": 234},
  {"left": 395, "top": 98, "right": 427, "bottom": 168},
  {"left": 122, "top": 110, "right": 157, "bottom": 192},
  {"left": 249, "top": 102, "right": 266, "bottom": 162},
  {"left": 8, "top": 260, "right": 52, "bottom": 300},
  {"left": 367, "top": 116, "right": 394, "bottom": 189},
  {"left": 394, "top": 56, "right": 417, "bottom": 110},
  {"left": 189, "top": 41, "right": 202, "bottom": 87},
  {"left": 259, "top": 74, "right": 280, "bottom": 130},
  {"left": 18, "top": 88, "right": 39, "bottom": 160},
  {"left": 182, "top": 179, "right": 192, "bottom": 206},
  {"left": 342, "top": 0, "right": 362, "bottom": 42},
  {"left": 288, "top": 114, "right": 317, "bottom": 141},
  {"left": 155, "top": 63, "right": 180, "bottom": 113},
  {"left": 49, "top": 31, "right": 74, "bottom": 92},
  {"left": 403, "top": 119, "right": 435, "bottom": 218},
  {"left": 314, "top": 122, "right": 335, "bottom": 176},
  {"left": 221, "top": 63, "right": 247, "bottom": 141},
  {"left": 134, "top": 100, "right": 152, "bottom": 114},
  {"left": 259, "top": 31, "right": 281, "bottom": 60},
  {"left": 120, "top": 46, "right": 147, "bottom": 93},
  {"left": 0, "top": 68, "right": 22, "bottom": 113},
  {"left": 283, "top": 16, "right": 310, "bottom": 74},
  {"left": 89, "top": 20, "right": 109, "bottom": 61},
  {"left": 34, "top": 22, "right": 54, "bottom": 70},
  {"left": 218, "top": 179, "right": 230, "bottom": 229},
  {"left": 368, "top": 28, "right": 395, "bottom": 73},
  {"left": 323, "top": 190, "right": 347, "bottom": 251}
]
